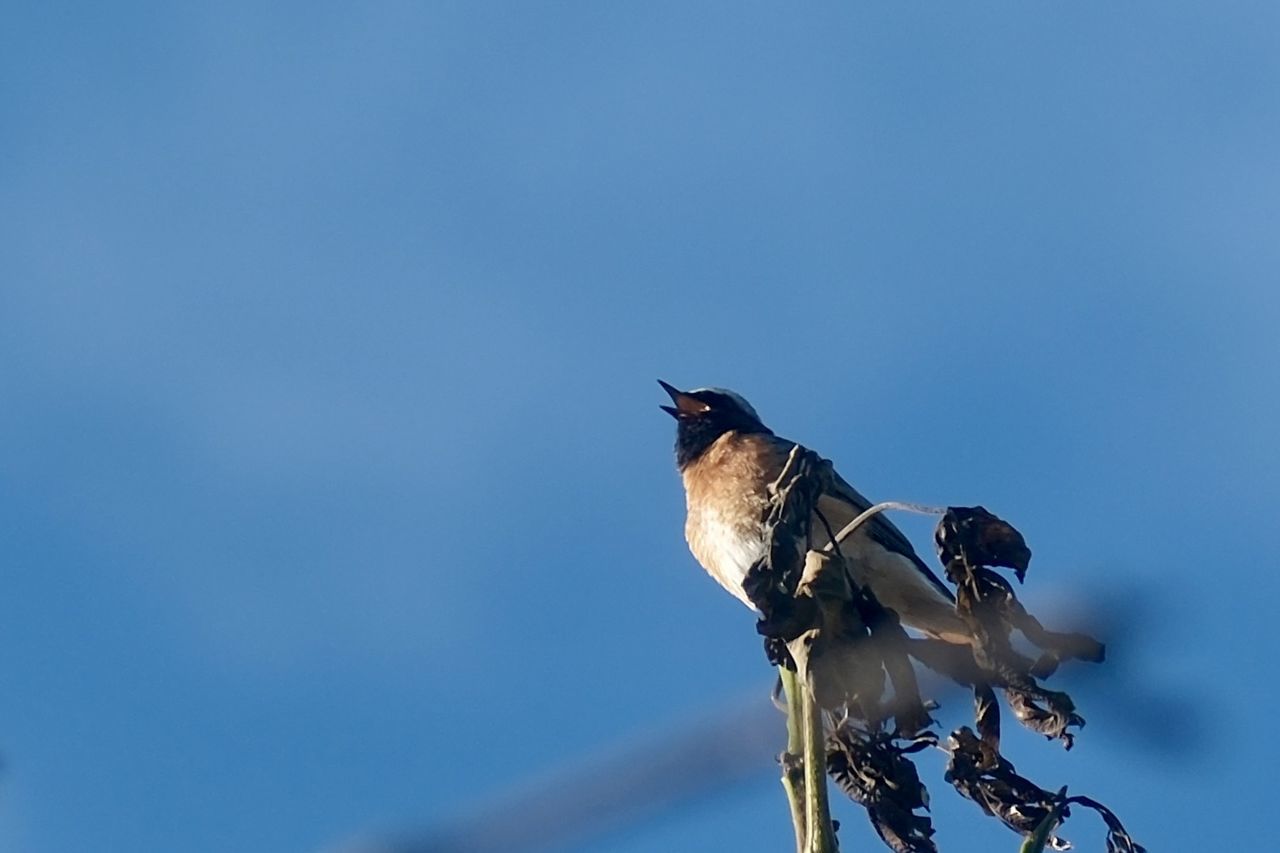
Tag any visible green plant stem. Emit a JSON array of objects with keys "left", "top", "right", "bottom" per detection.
[
  {"left": 1019, "top": 804, "right": 1063, "bottom": 853},
  {"left": 780, "top": 667, "right": 807, "bottom": 853},
  {"left": 781, "top": 651, "right": 839, "bottom": 853},
  {"left": 800, "top": 671, "right": 838, "bottom": 852}
]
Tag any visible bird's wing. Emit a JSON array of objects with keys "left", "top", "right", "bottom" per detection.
[{"left": 820, "top": 468, "right": 956, "bottom": 603}]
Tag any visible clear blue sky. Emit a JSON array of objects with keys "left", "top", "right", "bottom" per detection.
[{"left": 3, "top": 3, "right": 1278, "bottom": 852}]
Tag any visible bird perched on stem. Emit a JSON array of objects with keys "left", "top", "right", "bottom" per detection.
[{"left": 660, "top": 381, "right": 970, "bottom": 645}]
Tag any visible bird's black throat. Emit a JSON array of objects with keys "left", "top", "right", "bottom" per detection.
[{"left": 674, "top": 413, "right": 772, "bottom": 469}]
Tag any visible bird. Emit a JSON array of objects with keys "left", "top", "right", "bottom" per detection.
[{"left": 660, "top": 381, "right": 970, "bottom": 645}]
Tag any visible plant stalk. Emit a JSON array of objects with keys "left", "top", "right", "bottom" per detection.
[
  {"left": 780, "top": 667, "right": 808, "bottom": 853},
  {"left": 1019, "top": 802, "right": 1063, "bottom": 853},
  {"left": 781, "top": 647, "right": 839, "bottom": 853}
]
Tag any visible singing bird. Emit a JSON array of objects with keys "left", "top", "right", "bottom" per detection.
[{"left": 660, "top": 381, "right": 970, "bottom": 644}]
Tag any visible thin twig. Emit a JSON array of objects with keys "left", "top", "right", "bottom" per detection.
[{"left": 828, "top": 501, "right": 949, "bottom": 548}]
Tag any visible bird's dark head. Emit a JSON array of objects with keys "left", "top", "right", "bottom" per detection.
[{"left": 658, "top": 380, "right": 773, "bottom": 469}]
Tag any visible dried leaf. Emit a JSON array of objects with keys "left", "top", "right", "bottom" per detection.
[
  {"left": 828, "top": 727, "right": 938, "bottom": 853},
  {"left": 935, "top": 505, "right": 1032, "bottom": 581},
  {"left": 945, "top": 727, "right": 1070, "bottom": 848}
]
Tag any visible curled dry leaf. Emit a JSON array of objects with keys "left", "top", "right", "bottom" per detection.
[{"left": 827, "top": 726, "right": 938, "bottom": 853}]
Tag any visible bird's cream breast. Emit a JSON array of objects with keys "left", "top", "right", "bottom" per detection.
[{"left": 680, "top": 433, "right": 783, "bottom": 607}]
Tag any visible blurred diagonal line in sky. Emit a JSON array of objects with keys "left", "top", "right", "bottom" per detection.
[{"left": 327, "top": 690, "right": 781, "bottom": 853}]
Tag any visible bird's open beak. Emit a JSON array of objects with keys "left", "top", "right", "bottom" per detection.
[{"left": 658, "top": 380, "right": 705, "bottom": 418}]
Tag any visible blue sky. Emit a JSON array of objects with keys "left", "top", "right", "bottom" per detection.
[{"left": 3, "top": 3, "right": 1278, "bottom": 851}]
